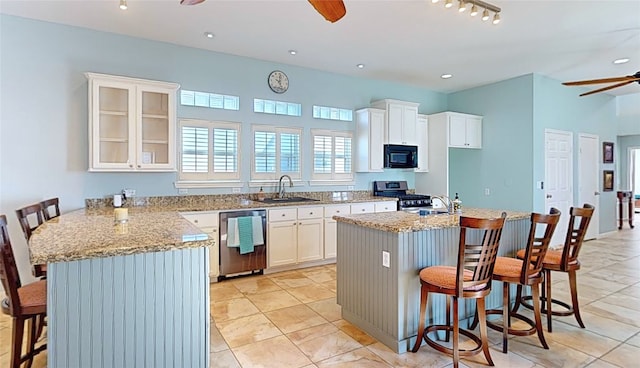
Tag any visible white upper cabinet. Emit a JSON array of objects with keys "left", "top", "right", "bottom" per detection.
[
  {"left": 355, "top": 108, "right": 385, "bottom": 172},
  {"left": 371, "top": 99, "right": 419, "bottom": 146},
  {"left": 86, "top": 72, "right": 180, "bottom": 172},
  {"left": 415, "top": 114, "right": 429, "bottom": 172},
  {"left": 447, "top": 113, "right": 482, "bottom": 149}
]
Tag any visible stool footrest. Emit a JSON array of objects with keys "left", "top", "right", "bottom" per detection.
[
  {"left": 423, "top": 324, "right": 483, "bottom": 357},
  {"left": 485, "top": 309, "right": 537, "bottom": 337},
  {"left": 520, "top": 295, "right": 575, "bottom": 317}
]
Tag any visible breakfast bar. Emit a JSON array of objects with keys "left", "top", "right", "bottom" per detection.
[
  {"left": 334, "top": 208, "right": 530, "bottom": 354},
  {"left": 29, "top": 208, "right": 215, "bottom": 368}
]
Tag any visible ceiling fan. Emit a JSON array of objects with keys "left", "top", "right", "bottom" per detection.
[
  {"left": 179, "top": 0, "right": 346, "bottom": 23},
  {"left": 563, "top": 71, "right": 640, "bottom": 97}
]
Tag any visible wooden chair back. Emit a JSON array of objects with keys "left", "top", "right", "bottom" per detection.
[
  {"left": 560, "top": 203, "right": 595, "bottom": 271},
  {"left": 15, "top": 203, "right": 45, "bottom": 241},
  {"left": 456, "top": 213, "right": 507, "bottom": 295},
  {"left": 40, "top": 197, "right": 60, "bottom": 221},
  {"left": 0, "top": 215, "right": 23, "bottom": 316},
  {"left": 520, "top": 208, "right": 561, "bottom": 283}
]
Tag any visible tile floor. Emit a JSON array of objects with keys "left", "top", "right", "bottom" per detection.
[{"left": 2, "top": 228, "right": 639, "bottom": 367}]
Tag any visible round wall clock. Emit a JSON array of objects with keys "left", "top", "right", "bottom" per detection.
[{"left": 268, "top": 70, "right": 289, "bottom": 94}]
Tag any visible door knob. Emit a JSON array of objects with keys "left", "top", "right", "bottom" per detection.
[
  {"left": 594, "top": 191, "right": 600, "bottom": 195},
  {"left": 546, "top": 194, "right": 552, "bottom": 198}
]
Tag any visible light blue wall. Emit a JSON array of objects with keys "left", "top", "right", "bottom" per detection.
[{"left": 447, "top": 75, "right": 534, "bottom": 212}]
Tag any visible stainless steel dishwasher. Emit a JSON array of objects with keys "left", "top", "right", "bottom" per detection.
[{"left": 218, "top": 209, "right": 267, "bottom": 281}]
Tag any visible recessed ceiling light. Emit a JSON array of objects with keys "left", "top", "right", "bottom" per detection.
[
  {"left": 613, "top": 58, "right": 630, "bottom": 65},
  {"left": 204, "top": 32, "right": 214, "bottom": 39},
  {"left": 441, "top": 74, "right": 453, "bottom": 79},
  {"left": 356, "top": 64, "right": 365, "bottom": 69},
  {"left": 288, "top": 50, "right": 297, "bottom": 55},
  {"left": 119, "top": 0, "right": 127, "bottom": 10}
]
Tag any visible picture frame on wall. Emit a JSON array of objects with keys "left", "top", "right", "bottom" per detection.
[
  {"left": 603, "top": 170, "right": 614, "bottom": 191},
  {"left": 603, "top": 142, "right": 614, "bottom": 163}
]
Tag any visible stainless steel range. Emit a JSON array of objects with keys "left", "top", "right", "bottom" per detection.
[{"left": 373, "top": 181, "right": 432, "bottom": 213}]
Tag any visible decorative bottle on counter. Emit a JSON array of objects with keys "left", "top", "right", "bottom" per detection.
[
  {"left": 257, "top": 187, "right": 265, "bottom": 201},
  {"left": 453, "top": 193, "right": 462, "bottom": 213}
]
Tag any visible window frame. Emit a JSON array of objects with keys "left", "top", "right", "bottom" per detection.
[
  {"left": 178, "top": 119, "right": 241, "bottom": 183},
  {"left": 251, "top": 125, "right": 302, "bottom": 182},
  {"left": 311, "top": 129, "right": 354, "bottom": 182}
]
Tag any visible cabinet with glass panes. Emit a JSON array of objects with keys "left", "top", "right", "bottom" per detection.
[{"left": 86, "top": 72, "right": 179, "bottom": 171}]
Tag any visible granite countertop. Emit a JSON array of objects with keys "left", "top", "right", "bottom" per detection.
[
  {"left": 29, "top": 208, "right": 215, "bottom": 264},
  {"left": 333, "top": 208, "right": 530, "bottom": 233}
]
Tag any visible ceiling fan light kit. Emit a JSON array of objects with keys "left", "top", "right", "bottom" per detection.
[{"left": 434, "top": 0, "right": 501, "bottom": 24}]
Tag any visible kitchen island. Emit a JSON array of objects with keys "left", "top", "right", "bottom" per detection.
[
  {"left": 29, "top": 208, "right": 215, "bottom": 368},
  {"left": 334, "top": 208, "right": 530, "bottom": 354}
]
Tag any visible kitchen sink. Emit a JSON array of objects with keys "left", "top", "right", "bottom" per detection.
[{"left": 261, "top": 197, "right": 320, "bottom": 203}]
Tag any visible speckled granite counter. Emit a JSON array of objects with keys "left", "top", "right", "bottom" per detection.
[
  {"left": 333, "top": 207, "right": 530, "bottom": 232},
  {"left": 29, "top": 208, "right": 214, "bottom": 264}
]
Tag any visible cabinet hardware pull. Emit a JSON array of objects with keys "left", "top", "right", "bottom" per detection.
[{"left": 282, "top": 213, "right": 286, "bottom": 216}]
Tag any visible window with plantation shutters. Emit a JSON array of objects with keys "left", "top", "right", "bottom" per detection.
[
  {"left": 178, "top": 119, "right": 240, "bottom": 181},
  {"left": 311, "top": 129, "right": 353, "bottom": 181},
  {"left": 252, "top": 125, "right": 301, "bottom": 180}
]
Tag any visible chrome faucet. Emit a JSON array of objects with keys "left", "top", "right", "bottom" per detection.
[
  {"left": 277, "top": 175, "right": 293, "bottom": 198},
  {"left": 431, "top": 195, "right": 454, "bottom": 215}
]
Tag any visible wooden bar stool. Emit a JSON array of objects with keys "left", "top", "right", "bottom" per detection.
[
  {"left": 412, "top": 213, "right": 507, "bottom": 368},
  {"left": 15, "top": 203, "right": 47, "bottom": 278},
  {"left": 0, "top": 214, "right": 47, "bottom": 368},
  {"left": 40, "top": 197, "right": 60, "bottom": 221},
  {"left": 514, "top": 204, "right": 594, "bottom": 332},
  {"left": 482, "top": 208, "right": 560, "bottom": 353}
]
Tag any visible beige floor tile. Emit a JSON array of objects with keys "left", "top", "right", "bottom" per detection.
[
  {"left": 270, "top": 272, "right": 316, "bottom": 289},
  {"left": 211, "top": 323, "right": 230, "bottom": 352},
  {"left": 366, "top": 342, "right": 452, "bottom": 368},
  {"left": 210, "top": 282, "right": 244, "bottom": 302},
  {"left": 265, "top": 304, "right": 327, "bottom": 334},
  {"left": 232, "top": 335, "right": 312, "bottom": 368},
  {"left": 212, "top": 297, "right": 260, "bottom": 323},
  {"left": 287, "top": 323, "right": 340, "bottom": 345},
  {"left": 211, "top": 349, "right": 241, "bottom": 368},
  {"left": 621, "top": 284, "right": 640, "bottom": 298},
  {"left": 597, "top": 293, "right": 640, "bottom": 312},
  {"left": 585, "top": 359, "right": 627, "bottom": 368},
  {"left": 295, "top": 330, "right": 363, "bottom": 363},
  {"left": 541, "top": 318, "right": 621, "bottom": 358},
  {"left": 232, "top": 277, "right": 282, "bottom": 295},
  {"left": 315, "top": 347, "right": 393, "bottom": 368},
  {"left": 320, "top": 280, "right": 337, "bottom": 293},
  {"left": 505, "top": 338, "right": 596, "bottom": 367},
  {"left": 246, "top": 290, "right": 302, "bottom": 312},
  {"left": 300, "top": 267, "right": 337, "bottom": 283},
  {"left": 308, "top": 297, "right": 342, "bottom": 322},
  {"left": 333, "top": 320, "right": 377, "bottom": 346},
  {"left": 554, "top": 310, "right": 640, "bottom": 342},
  {"left": 600, "top": 343, "right": 640, "bottom": 368},
  {"left": 626, "top": 332, "right": 640, "bottom": 348},
  {"left": 217, "top": 313, "right": 282, "bottom": 348},
  {"left": 584, "top": 301, "right": 640, "bottom": 328},
  {"left": 287, "top": 284, "right": 336, "bottom": 303}
]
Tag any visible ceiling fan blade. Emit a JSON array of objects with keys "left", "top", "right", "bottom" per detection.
[
  {"left": 308, "top": 0, "right": 346, "bottom": 23},
  {"left": 579, "top": 80, "right": 637, "bottom": 97},
  {"left": 180, "top": 0, "right": 205, "bottom": 5},
  {"left": 563, "top": 76, "right": 636, "bottom": 86}
]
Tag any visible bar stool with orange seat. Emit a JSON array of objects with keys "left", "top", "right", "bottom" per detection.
[
  {"left": 514, "top": 204, "right": 594, "bottom": 332},
  {"left": 412, "top": 213, "right": 507, "bottom": 368},
  {"left": 480, "top": 208, "right": 560, "bottom": 353},
  {"left": 15, "top": 203, "right": 47, "bottom": 278},
  {"left": 40, "top": 197, "right": 60, "bottom": 221},
  {"left": 0, "top": 214, "right": 47, "bottom": 368}
]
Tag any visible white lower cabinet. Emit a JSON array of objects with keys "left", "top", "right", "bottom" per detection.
[
  {"left": 375, "top": 201, "right": 397, "bottom": 213},
  {"left": 268, "top": 207, "right": 323, "bottom": 268},
  {"left": 180, "top": 211, "right": 219, "bottom": 279},
  {"left": 323, "top": 204, "right": 351, "bottom": 259}
]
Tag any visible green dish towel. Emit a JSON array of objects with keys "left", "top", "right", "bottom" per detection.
[{"left": 237, "top": 216, "right": 255, "bottom": 255}]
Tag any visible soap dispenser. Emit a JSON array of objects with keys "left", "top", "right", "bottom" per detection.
[
  {"left": 453, "top": 193, "right": 462, "bottom": 213},
  {"left": 257, "top": 187, "right": 265, "bottom": 201}
]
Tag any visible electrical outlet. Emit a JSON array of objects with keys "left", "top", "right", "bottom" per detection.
[
  {"left": 178, "top": 188, "right": 188, "bottom": 195},
  {"left": 232, "top": 188, "right": 241, "bottom": 193},
  {"left": 123, "top": 188, "right": 136, "bottom": 197},
  {"left": 484, "top": 188, "right": 490, "bottom": 196},
  {"left": 382, "top": 251, "right": 390, "bottom": 268}
]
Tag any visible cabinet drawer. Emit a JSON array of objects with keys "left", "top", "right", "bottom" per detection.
[
  {"left": 375, "top": 201, "right": 397, "bottom": 213},
  {"left": 324, "top": 204, "right": 351, "bottom": 218},
  {"left": 181, "top": 212, "right": 219, "bottom": 228},
  {"left": 268, "top": 208, "right": 297, "bottom": 222},
  {"left": 351, "top": 202, "right": 376, "bottom": 214},
  {"left": 297, "top": 207, "right": 323, "bottom": 220}
]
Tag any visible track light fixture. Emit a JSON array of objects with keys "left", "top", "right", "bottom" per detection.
[{"left": 433, "top": 0, "right": 501, "bottom": 25}]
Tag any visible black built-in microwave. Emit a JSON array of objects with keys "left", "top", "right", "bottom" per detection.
[{"left": 383, "top": 144, "right": 418, "bottom": 169}]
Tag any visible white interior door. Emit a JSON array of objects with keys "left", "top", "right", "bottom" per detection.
[
  {"left": 578, "top": 134, "right": 599, "bottom": 239},
  {"left": 545, "top": 129, "right": 574, "bottom": 246}
]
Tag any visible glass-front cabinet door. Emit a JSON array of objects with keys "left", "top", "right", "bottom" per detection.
[{"left": 86, "top": 72, "right": 179, "bottom": 172}]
